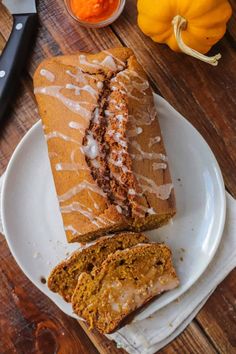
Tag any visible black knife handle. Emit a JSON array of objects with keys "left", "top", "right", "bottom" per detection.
[{"left": 0, "top": 13, "right": 37, "bottom": 122}]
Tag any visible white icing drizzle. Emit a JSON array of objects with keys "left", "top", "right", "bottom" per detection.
[
  {"left": 99, "top": 215, "right": 116, "bottom": 224},
  {"left": 100, "top": 56, "right": 117, "bottom": 70},
  {"left": 133, "top": 204, "right": 156, "bottom": 217},
  {"left": 93, "top": 107, "right": 100, "bottom": 124},
  {"left": 130, "top": 140, "right": 167, "bottom": 161},
  {"left": 82, "top": 133, "right": 99, "bottom": 159},
  {"left": 128, "top": 189, "right": 136, "bottom": 195},
  {"left": 109, "top": 156, "right": 123, "bottom": 169},
  {"left": 79, "top": 55, "right": 101, "bottom": 69},
  {"left": 70, "top": 149, "right": 90, "bottom": 172},
  {"left": 147, "top": 207, "right": 156, "bottom": 215},
  {"left": 102, "top": 255, "right": 179, "bottom": 313},
  {"left": 135, "top": 173, "right": 173, "bottom": 200},
  {"left": 127, "top": 127, "right": 143, "bottom": 138},
  {"left": 64, "top": 225, "right": 81, "bottom": 236},
  {"left": 103, "top": 50, "right": 126, "bottom": 67},
  {"left": 66, "top": 69, "right": 89, "bottom": 83},
  {"left": 105, "top": 110, "right": 112, "bottom": 117},
  {"left": 111, "top": 69, "right": 149, "bottom": 103},
  {"left": 91, "top": 159, "right": 100, "bottom": 168},
  {"left": 88, "top": 191, "right": 99, "bottom": 210},
  {"left": 40, "top": 69, "right": 55, "bottom": 82},
  {"left": 48, "top": 151, "right": 58, "bottom": 158},
  {"left": 116, "top": 70, "right": 149, "bottom": 93},
  {"left": 117, "top": 114, "right": 124, "bottom": 122},
  {"left": 128, "top": 70, "right": 150, "bottom": 90},
  {"left": 152, "top": 162, "right": 167, "bottom": 170},
  {"left": 62, "top": 201, "right": 112, "bottom": 228},
  {"left": 95, "top": 216, "right": 110, "bottom": 225},
  {"left": 116, "top": 205, "right": 123, "bottom": 214},
  {"left": 61, "top": 202, "right": 100, "bottom": 227},
  {"left": 76, "top": 233, "right": 117, "bottom": 253},
  {"left": 109, "top": 150, "right": 129, "bottom": 173},
  {"left": 66, "top": 83, "right": 97, "bottom": 98},
  {"left": 79, "top": 54, "right": 119, "bottom": 71},
  {"left": 55, "top": 163, "right": 81, "bottom": 171},
  {"left": 45, "top": 131, "right": 79, "bottom": 145},
  {"left": 149, "top": 136, "right": 161, "bottom": 147},
  {"left": 116, "top": 71, "right": 130, "bottom": 81},
  {"left": 68, "top": 121, "right": 85, "bottom": 134},
  {"left": 58, "top": 181, "right": 105, "bottom": 203},
  {"left": 34, "top": 86, "right": 91, "bottom": 119},
  {"left": 107, "top": 130, "right": 127, "bottom": 148},
  {"left": 129, "top": 108, "right": 157, "bottom": 127},
  {"left": 97, "top": 81, "right": 103, "bottom": 89}
]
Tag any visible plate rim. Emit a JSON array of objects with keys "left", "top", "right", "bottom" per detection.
[{"left": 1, "top": 94, "right": 226, "bottom": 319}]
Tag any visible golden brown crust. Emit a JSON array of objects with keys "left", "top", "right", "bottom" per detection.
[
  {"left": 34, "top": 48, "right": 176, "bottom": 243},
  {"left": 47, "top": 231, "right": 149, "bottom": 302},
  {"left": 72, "top": 243, "right": 179, "bottom": 334}
]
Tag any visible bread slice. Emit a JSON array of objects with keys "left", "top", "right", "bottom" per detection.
[
  {"left": 48, "top": 232, "right": 149, "bottom": 302},
  {"left": 72, "top": 243, "right": 179, "bottom": 334},
  {"left": 34, "top": 48, "right": 176, "bottom": 243}
]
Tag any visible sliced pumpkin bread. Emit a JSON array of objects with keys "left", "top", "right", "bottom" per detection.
[
  {"left": 48, "top": 232, "right": 149, "bottom": 302},
  {"left": 72, "top": 243, "right": 179, "bottom": 334}
]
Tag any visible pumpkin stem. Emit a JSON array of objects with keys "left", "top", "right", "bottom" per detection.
[{"left": 172, "top": 15, "right": 221, "bottom": 66}]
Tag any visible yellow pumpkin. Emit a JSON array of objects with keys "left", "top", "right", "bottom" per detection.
[{"left": 137, "top": 0, "right": 232, "bottom": 66}]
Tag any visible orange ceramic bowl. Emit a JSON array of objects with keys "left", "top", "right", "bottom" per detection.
[{"left": 64, "top": 0, "right": 126, "bottom": 28}]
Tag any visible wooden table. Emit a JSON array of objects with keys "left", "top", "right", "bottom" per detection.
[{"left": 0, "top": 1, "right": 235, "bottom": 353}]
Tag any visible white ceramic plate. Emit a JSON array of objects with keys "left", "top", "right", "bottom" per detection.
[{"left": 1, "top": 94, "right": 226, "bottom": 322}]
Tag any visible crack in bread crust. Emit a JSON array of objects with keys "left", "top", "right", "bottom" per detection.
[{"left": 82, "top": 60, "right": 140, "bottom": 218}]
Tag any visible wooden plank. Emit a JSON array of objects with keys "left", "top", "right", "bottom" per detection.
[
  {"left": 111, "top": 0, "right": 236, "bottom": 198},
  {"left": 79, "top": 322, "right": 127, "bottom": 354},
  {"left": 161, "top": 322, "right": 218, "bottom": 354},
  {"left": 228, "top": 0, "right": 236, "bottom": 39},
  {"left": 196, "top": 271, "right": 236, "bottom": 354},
  {"left": 0, "top": 79, "right": 38, "bottom": 174},
  {"left": 0, "top": 32, "right": 5, "bottom": 52},
  {"left": 0, "top": 3, "right": 12, "bottom": 38}
]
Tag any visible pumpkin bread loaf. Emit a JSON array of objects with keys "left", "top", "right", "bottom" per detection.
[
  {"left": 48, "top": 232, "right": 149, "bottom": 302},
  {"left": 72, "top": 243, "right": 179, "bottom": 334},
  {"left": 34, "top": 48, "right": 176, "bottom": 243}
]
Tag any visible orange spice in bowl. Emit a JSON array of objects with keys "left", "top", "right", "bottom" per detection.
[{"left": 65, "top": 0, "right": 126, "bottom": 28}]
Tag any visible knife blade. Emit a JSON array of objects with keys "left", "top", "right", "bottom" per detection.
[
  {"left": 2, "top": 0, "right": 36, "bottom": 14},
  {"left": 0, "top": 0, "right": 37, "bottom": 123}
]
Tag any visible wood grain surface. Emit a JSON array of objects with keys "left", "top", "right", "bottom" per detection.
[{"left": 0, "top": 0, "right": 235, "bottom": 353}]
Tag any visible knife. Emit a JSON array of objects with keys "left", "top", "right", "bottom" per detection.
[{"left": 0, "top": 0, "right": 37, "bottom": 122}]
